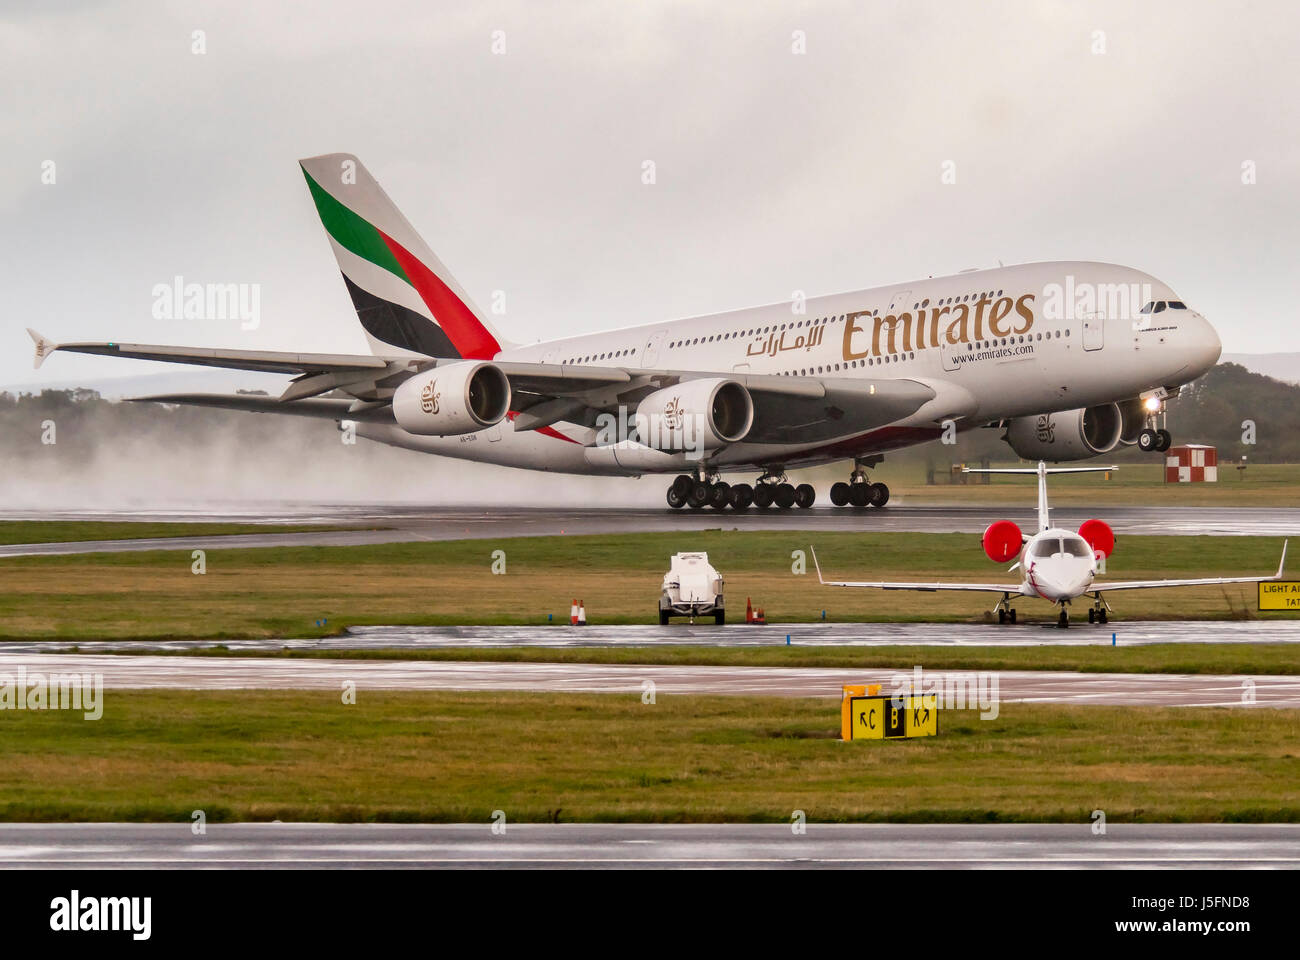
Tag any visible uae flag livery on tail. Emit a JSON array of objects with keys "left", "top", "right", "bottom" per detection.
[{"left": 299, "top": 153, "right": 506, "bottom": 360}]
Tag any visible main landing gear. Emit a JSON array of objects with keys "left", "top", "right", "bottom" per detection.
[
  {"left": 994, "top": 593, "right": 1018, "bottom": 624},
  {"left": 828, "top": 458, "right": 889, "bottom": 509},
  {"left": 1086, "top": 594, "right": 1110, "bottom": 624},
  {"left": 665, "top": 468, "right": 813, "bottom": 511}
]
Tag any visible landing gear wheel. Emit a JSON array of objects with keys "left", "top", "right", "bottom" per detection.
[
  {"left": 753, "top": 484, "right": 774, "bottom": 509},
  {"left": 869, "top": 482, "right": 890, "bottom": 507},
  {"left": 708, "top": 482, "right": 731, "bottom": 510},
  {"left": 1009, "top": 608, "right": 1017, "bottom": 624},
  {"left": 794, "top": 484, "right": 816, "bottom": 509},
  {"left": 666, "top": 485, "right": 686, "bottom": 509},
  {"left": 1098, "top": 608, "right": 1108, "bottom": 624},
  {"left": 686, "top": 481, "right": 710, "bottom": 510},
  {"left": 671, "top": 474, "right": 694, "bottom": 498},
  {"left": 1137, "top": 428, "right": 1159, "bottom": 452},
  {"left": 730, "top": 483, "right": 753, "bottom": 511},
  {"left": 1155, "top": 429, "right": 1172, "bottom": 452},
  {"left": 774, "top": 478, "right": 795, "bottom": 509},
  {"left": 998, "top": 609, "right": 1008, "bottom": 624},
  {"left": 774, "top": 483, "right": 796, "bottom": 509},
  {"left": 1088, "top": 608, "right": 1096, "bottom": 623},
  {"left": 1058, "top": 609, "right": 1069, "bottom": 629},
  {"left": 848, "top": 483, "right": 870, "bottom": 508},
  {"left": 830, "top": 482, "right": 850, "bottom": 507}
]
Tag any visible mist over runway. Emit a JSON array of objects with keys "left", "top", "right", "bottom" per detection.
[{"left": 1, "top": 502, "right": 1296, "bottom": 558}]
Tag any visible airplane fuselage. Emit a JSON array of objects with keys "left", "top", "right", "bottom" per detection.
[{"left": 362, "top": 259, "right": 1218, "bottom": 476}]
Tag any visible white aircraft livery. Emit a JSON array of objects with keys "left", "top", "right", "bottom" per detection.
[{"left": 29, "top": 153, "right": 1223, "bottom": 510}]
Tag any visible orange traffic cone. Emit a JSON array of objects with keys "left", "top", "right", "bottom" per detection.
[
  {"left": 745, "top": 597, "right": 754, "bottom": 624},
  {"left": 577, "top": 600, "right": 587, "bottom": 626},
  {"left": 570, "top": 599, "right": 579, "bottom": 625},
  {"left": 755, "top": 607, "right": 767, "bottom": 625}
]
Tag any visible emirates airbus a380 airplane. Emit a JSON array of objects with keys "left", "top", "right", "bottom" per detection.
[{"left": 29, "top": 154, "right": 1223, "bottom": 510}]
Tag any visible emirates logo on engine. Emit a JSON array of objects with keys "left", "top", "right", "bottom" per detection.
[
  {"left": 663, "top": 397, "right": 683, "bottom": 431},
  {"left": 1036, "top": 414, "right": 1055, "bottom": 443},
  {"left": 420, "top": 380, "right": 440, "bottom": 415}
]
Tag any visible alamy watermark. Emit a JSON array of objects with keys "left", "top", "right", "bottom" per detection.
[{"left": 0, "top": 668, "right": 103, "bottom": 720}]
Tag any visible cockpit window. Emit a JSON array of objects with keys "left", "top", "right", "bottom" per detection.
[
  {"left": 1139, "top": 302, "right": 1153, "bottom": 314},
  {"left": 1063, "top": 537, "right": 1093, "bottom": 558},
  {"left": 1031, "top": 539, "right": 1060, "bottom": 558},
  {"left": 1153, "top": 301, "right": 1167, "bottom": 313},
  {"left": 1168, "top": 301, "right": 1186, "bottom": 309}
]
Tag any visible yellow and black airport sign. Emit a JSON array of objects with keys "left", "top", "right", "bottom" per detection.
[
  {"left": 846, "top": 694, "right": 939, "bottom": 741},
  {"left": 1259, "top": 581, "right": 1300, "bottom": 611}
]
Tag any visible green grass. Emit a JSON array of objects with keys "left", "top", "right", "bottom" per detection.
[
  {"left": 1, "top": 690, "right": 1296, "bottom": 823},
  {"left": 0, "top": 530, "right": 1292, "bottom": 641},
  {"left": 0, "top": 521, "right": 367, "bottom": 546},
  {"left": 130, "top": 642, "right": 1300, "bottom": 675}
]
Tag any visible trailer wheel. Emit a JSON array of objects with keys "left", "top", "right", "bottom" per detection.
[{"left": 658, "top": 609, "right": 670, "bottom": 625}]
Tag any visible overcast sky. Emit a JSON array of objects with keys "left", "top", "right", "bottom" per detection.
[{"left": 3, "top": 0, "right": 1297, "bottom": 388}]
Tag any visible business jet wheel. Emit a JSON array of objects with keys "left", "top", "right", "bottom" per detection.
[
  {"left": 1088, "top": 608, "right": 1096, "bottom": 623},
  {"left": 848, "top": 483, "right": 870, "bottom": 508},
  {"left": 730, "top": 483, "right": 754, "bottom": 510},
  {"left": 794, "top": 484, "right": 816, "bottom": 509},
  {"left": 1098, "top": 608, "right": 1108, "bottom": 623},
  {"left": 830, "top": 482, "right": 850, "bottom": 506},
  {"left": 666, "top": 485, "right": 686, "bottom": 509},
  {"left": 998, "top": 609, "right": 1007, "bottom": 624},
  {"left": 775, "top": 483, "right": 796, "bottom": 509},
  {"left": 1137, "top": 428, "right": 1159, "bottom": 452},
  {"left": 687, "top": 481, "right": 710, "bottom": 510},
  {"left": 1058, "top": 609, "right": 1069, "bottom": 629},
  {"left": 869, "top": 482, "right": 890, "bottom": 507},
  {"left": 709, "top": 482, "right": 731, "bottom": 510},
  {"left": 752, "top": 484, "right": 775, "bottom": 509},
  {"left": 1155, "top": 429, "right": 1172, "bottom": 452},
  {"left": 1009, "top": 608, "right": 1017, "bottom": 623}
]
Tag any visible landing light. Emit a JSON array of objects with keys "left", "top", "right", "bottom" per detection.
[{"left": 1143, "top": 396, "right": 1162, "bottom": 413}]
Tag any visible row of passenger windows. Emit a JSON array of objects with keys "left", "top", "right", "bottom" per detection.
[
  {"left": 564, "top": 347, "right": 637, "bottom": 364},
  {"left": 965, "top": 330, "right": 1067, "bottom": 350}
]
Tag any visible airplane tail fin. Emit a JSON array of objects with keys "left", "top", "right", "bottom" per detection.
[{"left": 298, "top": 153, "right": 510, "bottom": 360}]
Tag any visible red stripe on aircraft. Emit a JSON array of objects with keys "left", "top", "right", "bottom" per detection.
[
  {"left": 506, "top": 410, "right": 582, "bottom": 445},
  {"left": 378, "top": 231, "right": 501, "bottom": 360}
]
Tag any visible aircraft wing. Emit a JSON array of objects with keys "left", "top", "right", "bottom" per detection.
[
  {"left": 811, "top": 547, "right": 1021, "bottom": 593},
  {"left": 1092, "top": 541, "right": 1288, "bottom": 592},
  {"left": 30, "top": 329, "right": 944, "bottom": 438}
]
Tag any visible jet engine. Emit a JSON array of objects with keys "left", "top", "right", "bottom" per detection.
[
  {"left": 982, "top": 520, "right": 1023, "bottom": 563},
  {"left": 634, "top": 378, "right": 754, "bottom": 453},
  {"left": 1003, "top": 403, "right": 1123, "bottom": 461},
  {"left": 1078, "top": 519, "right": 1115, "bottom": 558},
  {"left": 392, "top": 361, "right": 512, "bottom": 436}
]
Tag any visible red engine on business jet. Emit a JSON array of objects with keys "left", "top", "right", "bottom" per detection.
[
  {"left": 982, "top": 520, "right": 1023, "bottom": 563},
  {"left": 1078, "top": 519, "right": 1115, "bottom": 558}
]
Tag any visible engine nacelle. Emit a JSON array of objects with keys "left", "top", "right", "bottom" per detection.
[
  {"left": 634, "top": 378, "right": 754, "bottom": 453},
  {"left": 1003, "top": 403, "right": 1123, "bottom": 461},
  {"left": 1078, "top": 519, "right": 1115, "bottom": 558},
  {"left": 982, "top": 520, "right": 1023, "bottom": 563},
  {"left": 392, "top": 361, "right": 511, "bottom": 436}
]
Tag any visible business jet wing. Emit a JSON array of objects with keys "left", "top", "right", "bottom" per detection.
[
  {"left": 1092, "top": 541, "right": 1288, "bottom": 592},
  {"left": 811, "top": 546, "right": 1021, "bottom": 593}
]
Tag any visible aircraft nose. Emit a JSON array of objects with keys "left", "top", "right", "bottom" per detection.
[{"left": 1185, "top": 313, "right": 1222, "bottom": 375}]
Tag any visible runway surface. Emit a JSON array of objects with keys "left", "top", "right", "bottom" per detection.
[
  {"left": 0, "top": 823, "right": 1296, "bottom": 868},
  {"left": 1, "top": 503, "right": 1296, "bottom": 557},
  {"left": 5, "top": 619, "right": 1300, "bottom": 654},
  {"left": 2, "top": 652, "right": 1295, "bottom": 706}
]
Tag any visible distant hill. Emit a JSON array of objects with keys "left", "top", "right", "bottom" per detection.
[{"left": 1221, "top": 353, "right": 1300, "bottom": 386}]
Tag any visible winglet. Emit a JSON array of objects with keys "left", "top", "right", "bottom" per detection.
[
  {"left": 27, "top": 328, "right": 58, "bottom": 369},
  {"left": 810, "top": 545, "right": 826, "bottom": 585},
  {"left": 1276, "top": 540, "right": 1289, "bottom": 580}
]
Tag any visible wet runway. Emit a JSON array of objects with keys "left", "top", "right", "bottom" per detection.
[
  {"left": 0, "top": 823, "right": 1295, "bottom": 868},
  {"left": 2, "top": 652, "right": 1295, "bottom": 706},
  {"left": 1, "top": 503, "right": 1297, "bottom": 558},
  {"left": 6, "top": 619, "right": 1300, "bottom": 654}
]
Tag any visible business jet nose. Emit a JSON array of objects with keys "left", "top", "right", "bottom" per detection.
[{"left": 1184, "top": 313, "right": 1222, "bottom": 377}]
